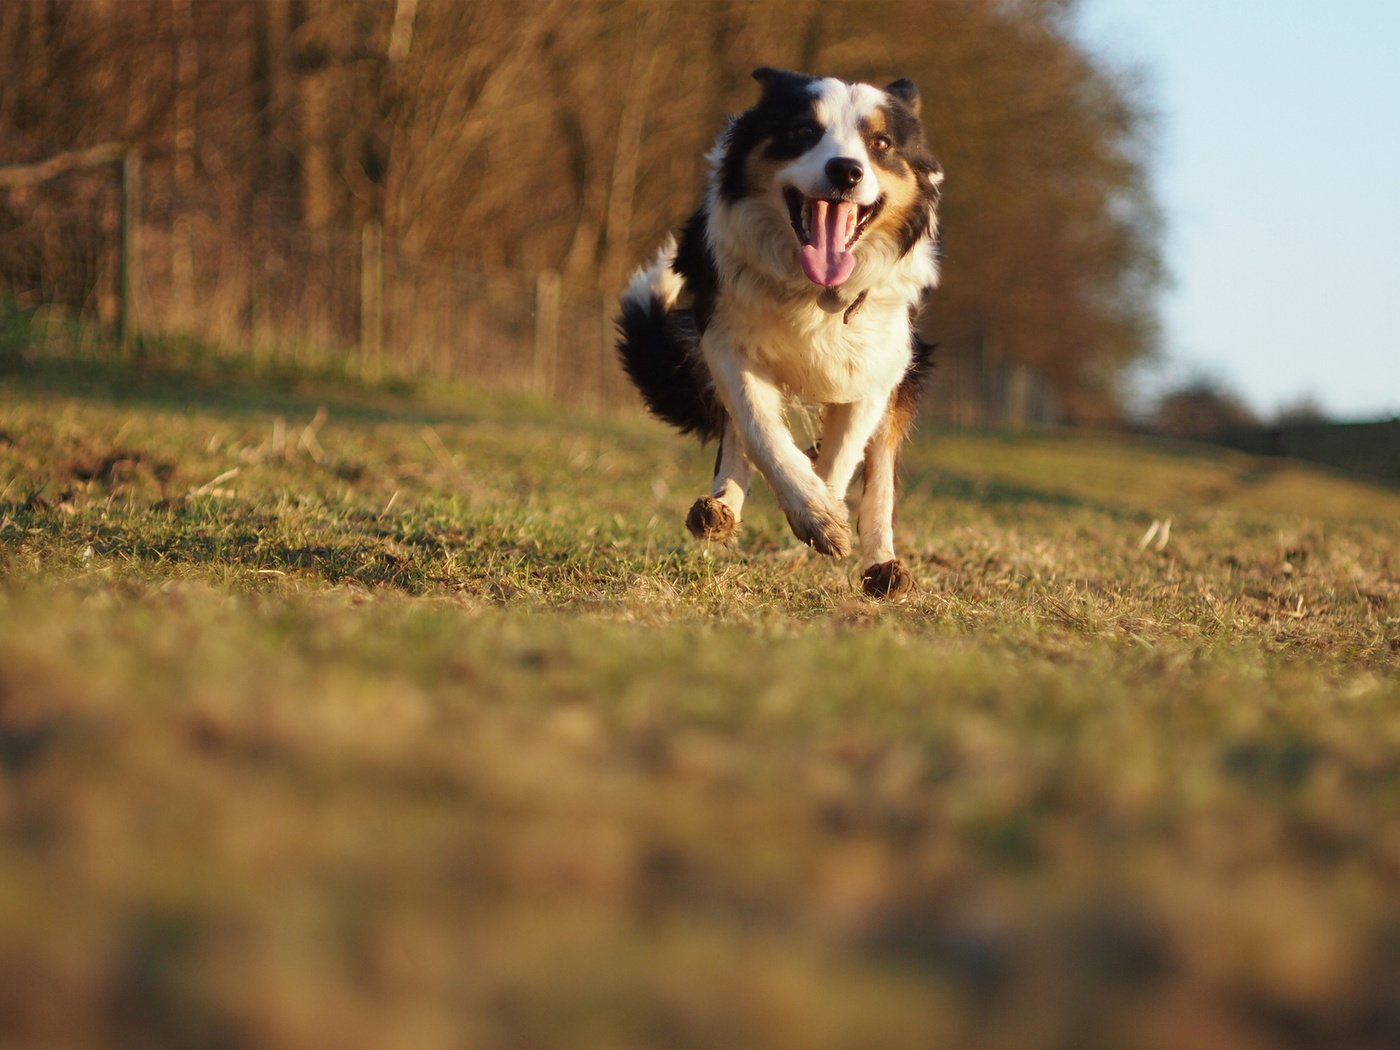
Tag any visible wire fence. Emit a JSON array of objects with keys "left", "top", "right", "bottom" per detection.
[
  {"left": 1220, "top": 420, "right": 1400, "bottom": 486},
  {"left": 127, "top": 219, "right": 636, "bottom": 409},
  {"left": 2, "top": 148, "right": 1058, "bottom": 427},
  {"left": 139, "top": 219, "right": 1059, "bottom": 426}
]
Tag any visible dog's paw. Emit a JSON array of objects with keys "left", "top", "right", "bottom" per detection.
[
  {"left": 861, "top": 559, "right": 915, "bottom": 599},
  {"left": 686, "top": 496, "right": 740, "bottom": 542},
  {"left": 786, "top": 502, "right": 852, "bottom": 558}
]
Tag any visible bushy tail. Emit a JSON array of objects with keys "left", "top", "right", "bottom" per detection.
[{"left": 616, "top": 237, "right": 725, "bottom": 442}]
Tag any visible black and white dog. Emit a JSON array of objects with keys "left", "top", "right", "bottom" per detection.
[{"left": 617, "top": 67, "right": 942, "bottom": 597}]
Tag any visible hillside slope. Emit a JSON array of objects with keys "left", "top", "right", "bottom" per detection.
[{"left": 1, "top": 364, "right": 1398, "bottom": 1049}]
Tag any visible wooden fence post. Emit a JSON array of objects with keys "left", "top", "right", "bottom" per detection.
[
  {"left": 0, "top": 142, "right": 135, "bottom": 353},
  {"left": 359, "top": 219, "right": 384, "bottom": 377},
  {"left": 533, "top": 269, "right": 561, "bottom": 398},
  {"left": 1006, "top": 362, "right": 1030, "bottom": 430},
  {"left": 600, "top": 300, "right": 615, "bottom": 409},
  {"left": 119, "top": 149, "right": 142, "bottom": 356}
]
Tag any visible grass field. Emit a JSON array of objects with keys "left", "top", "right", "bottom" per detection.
[{"left": 2, "top": 347, "right": 1399, "bottom": 1050}]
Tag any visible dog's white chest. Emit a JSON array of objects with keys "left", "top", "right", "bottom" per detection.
[{"left": 713, "top": 293, "right": 912, "bottom": 404}]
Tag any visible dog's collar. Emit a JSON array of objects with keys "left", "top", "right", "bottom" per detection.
[{"left": 816, "top": 288, "right": 869, "bottom": 324}]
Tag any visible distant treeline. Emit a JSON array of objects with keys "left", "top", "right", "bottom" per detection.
[
  {"left": 1221, "top": 421, "right": 1400, "bottom": 486},
  {"left": 0, "top": 0, "right": 1162, "bottom": 422}
]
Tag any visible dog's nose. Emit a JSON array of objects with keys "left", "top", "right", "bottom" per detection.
[{"left": 825, "top": 157, "right": 864, "bottom": 190}]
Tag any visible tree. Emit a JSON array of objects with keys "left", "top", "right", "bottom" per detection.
[
  {"left": 1273, "top": 396, "right": 1329, "bottom": 427},
  {"left": 1152, "top": 378, "right": 1257, "bottom": 440},
  {"left": 0, "top": 0, "right": 1162, "bottom": 421}
]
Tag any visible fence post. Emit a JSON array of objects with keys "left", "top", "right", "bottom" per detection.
[
  {"left": 533, "top": 269, "right": 561, "bottom": 399},
  {"left": 962, "top": 339, "right": 985, "bottom": 431},
  {"left": 600, "top": 299, "right": 614, "bottom": 410},
  {"left": 1006, "top": 362, "right": 1030, "bottom": 430},
  {"left": 118, "top": 149, "right": 142, "bottom": 356},
  {"left": 246, "top": 200, "right": 268, "bottom": 357},
  {"left": 359, "top": 219, "right": 384, "bottom": 377}
]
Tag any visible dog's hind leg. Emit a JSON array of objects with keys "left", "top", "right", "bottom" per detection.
[{"left": 686, "top": 417, "right": 751, "bottom": 542}]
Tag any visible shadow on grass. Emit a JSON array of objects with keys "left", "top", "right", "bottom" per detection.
[
  {"left": 2, "top": 350, "right": 649, "bottom": 448},
  {"left": 0, "top": 299, "right": 577, "bottom": 428},
  {"left": 6, "top": 356, "right": 1128, "bottom": 523},
  {"left": 909, "top": 466, "right": 1130, "bottom": 517},
  {"left": 5, "top": 496, "right": 693, "bottom": 600},
  {"left": 2, "top": 354, "right": 484, "bottom": 428}
]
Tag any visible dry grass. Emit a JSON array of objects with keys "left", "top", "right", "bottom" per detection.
[{"left": 1, "top": 355, "right": 1399, "bottom": 1050}]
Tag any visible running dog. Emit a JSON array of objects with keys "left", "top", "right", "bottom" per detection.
[{"left": 617, "top": 67, "right": 942, "bottom": 597}]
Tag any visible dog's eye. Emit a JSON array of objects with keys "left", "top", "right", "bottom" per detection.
[
  {"left": 870, "top": 133, "right": 893, "bottom": 153},
  {"left": 785, "top": 121, "right": 821, "bottom": 146}
]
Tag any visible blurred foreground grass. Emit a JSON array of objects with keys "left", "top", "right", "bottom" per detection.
[{"left": 1, "top": 353, "right": 1399, "bottom": 1050}]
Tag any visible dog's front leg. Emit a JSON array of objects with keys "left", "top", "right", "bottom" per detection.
[
  {"left": 703, "top": 337, "right": 852, "bottom": 557},
  {"left": 812, "top": 395, "right": 894, "bottom": 501},
  {"left": 685, "top": 416, "right": 752, "bottom": 543},
  {"left": 857, "top": 409, "right": 915, "bottom": 598}
]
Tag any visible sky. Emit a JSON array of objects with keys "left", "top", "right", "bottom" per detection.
[{"left": 1075, "top": 0, "right": 1400, "bottom": 422}]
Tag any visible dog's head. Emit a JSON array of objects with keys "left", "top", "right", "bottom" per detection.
[{"left": 712, "top": 68, "right": 942, "bottom": 289}]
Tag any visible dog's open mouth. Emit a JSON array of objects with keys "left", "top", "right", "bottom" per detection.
[{"left": 784, "top": 187, "right": 884, "bottom": 288}]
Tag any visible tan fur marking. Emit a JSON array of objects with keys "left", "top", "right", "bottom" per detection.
[
  {"left": 887, "top": 363, "right": 925, "bottom": 448},
  {"left": 859, "top": 110, "right": 890, "bottom": 141},
  {"left": 868, "top": 169, "right": 923, "bottom": 246},
  {"left": 855, "top": 111, "right": 924, "bottom": 246},
  {"left": 743, "top": 148, "right": 786, "bottom": 201}
]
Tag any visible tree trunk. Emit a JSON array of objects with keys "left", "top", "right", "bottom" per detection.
[
  {"left": 170, "top": 0, "right": 198, "bottom": 313},
  {"left": 600, "top": 2, "right": 663, "bottom": 287},
  {"left": 297, "top": 0, "right": 336, "bottom": 231}
]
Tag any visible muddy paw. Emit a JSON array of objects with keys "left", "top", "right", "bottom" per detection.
[
  {"left": 786, "top": 504, "right": 852, "bottom": 558},
  {"left": 861, "top": 559, "right": 915, "bottom": 599},
  {"left": 686, "top": 496, "right": 739, "bottom": 542}
]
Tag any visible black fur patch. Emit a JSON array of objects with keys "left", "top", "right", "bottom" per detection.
[
  {"left": 895, "top": 171, "right": 941, "bottom": 259},
  {"left": 718, "top": 69, "right": 821, "bottom": 201},
  {"left": 899, "top": 330, "right": 938, "bottom": 412},
  {"left": 615, "top": 295, "right": 725, "bottom": 442},
  {"left": 673, "top": 205, "right": 719, "bottom": 334},
  {"left": 884, "top": 77, "right": 921, "bottom": 116},
  {"left": 878, "top": 95, "right": 943, "bottom": 259}
]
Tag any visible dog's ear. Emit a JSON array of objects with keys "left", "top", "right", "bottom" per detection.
[
  {"left": 753, "top": 67, "right": 806, "bottom": 94},
  {"left": 885, "top": 77, "right": 921, "bottom": 116}
]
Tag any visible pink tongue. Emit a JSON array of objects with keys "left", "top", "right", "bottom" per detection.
[{"left": 800, "top": 199, "right": 856, "bottom": 287}]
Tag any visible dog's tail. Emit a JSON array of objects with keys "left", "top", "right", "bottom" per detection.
[{"left": 616, "top": 237, "right": 725, "bottom": 442}]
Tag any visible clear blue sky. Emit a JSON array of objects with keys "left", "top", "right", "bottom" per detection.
[{"left": 1076, "top": 0, "right": 1400, "bottom": 422}]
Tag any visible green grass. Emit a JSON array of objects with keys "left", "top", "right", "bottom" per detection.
[{"left": 1, "top": 350, "right": 1399, "bottom": 1050}]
